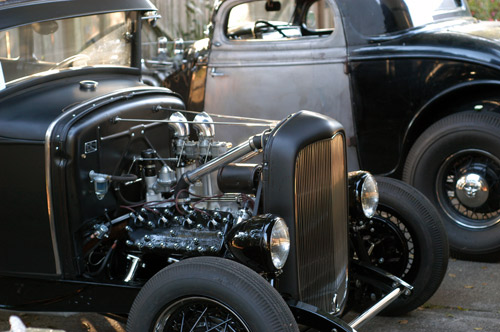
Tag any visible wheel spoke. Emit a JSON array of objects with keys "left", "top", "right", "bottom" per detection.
[
  {"left": 189, "top": 307, "right": 208, "bottom": 332},
  {"left": 205, "top": 318, "right": 232, "bottom": 332}
]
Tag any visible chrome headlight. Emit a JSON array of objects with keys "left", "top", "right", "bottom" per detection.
[
  {"left": 361, "top": 173, "right": 378, "bottom": 218},
  {"left": 269, "top": 217, "right": 290, "bottom": 269},
  {"left": 226, "top": 214, "right": 290, "bottom": 272},
  {"left": 348, "top": 171, "right": 379, "bottom": 219}
]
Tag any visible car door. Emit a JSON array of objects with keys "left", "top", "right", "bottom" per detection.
[{"left": 205, "top": 0, "right": 358, "bottom": 169}]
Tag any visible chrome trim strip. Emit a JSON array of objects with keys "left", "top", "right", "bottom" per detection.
[
  {"left": 45, "top": 121, "right": 62, "bottom": 275},
  {"left": 44, "top": 86, "right": 175, "bottom": 275},
  {"left": 207, "top": 59, "right": 345, "bottom": 68}
]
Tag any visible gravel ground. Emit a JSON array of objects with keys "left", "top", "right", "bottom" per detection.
[{"left": 1, "top": 259, "right": 499, "bottom": 332}]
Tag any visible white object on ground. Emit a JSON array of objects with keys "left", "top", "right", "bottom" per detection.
[{"left": 9, "top": 316, "right": 26, "bottom": 332}]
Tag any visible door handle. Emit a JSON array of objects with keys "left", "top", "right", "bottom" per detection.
[{"left": 210, "top": 67, "right": 225, "bottom": 77}]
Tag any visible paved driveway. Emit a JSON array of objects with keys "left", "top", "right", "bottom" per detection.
[
  {"left": 1, "top": 259, "right": 499, "bottom": 332},
  {"left": 361, "top": 258, "right": 500, "bottom": 331}
]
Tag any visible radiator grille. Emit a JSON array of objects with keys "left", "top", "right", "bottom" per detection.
[{"left": 294, "top": 134, "right": 348, "bottom": 313}]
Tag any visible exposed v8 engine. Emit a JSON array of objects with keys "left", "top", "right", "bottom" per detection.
[{"left": 82, "top": 108, "right": 279, "bottom": 282}]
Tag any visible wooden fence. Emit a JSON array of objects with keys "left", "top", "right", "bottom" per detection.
[{"left": 149, "top": 0, "right": 214, "bottom": 40}]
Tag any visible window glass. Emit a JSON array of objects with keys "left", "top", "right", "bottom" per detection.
[
  {"left": 226, "top": 0, "right": 334, "bottom": 40},
  {"left": 305, "top": 0, "right": 335, "bottom": 31},
  {"left": 0, "top": 12, "right": 132, "bottom": 85},
  {"left": 226, "top": 0, "right": 300, "bottom": 40}
]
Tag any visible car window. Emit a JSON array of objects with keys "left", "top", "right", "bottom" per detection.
[
  {"left": 304, "top": 0, "right": 335, "bottom": 32},
  {"left": 226, "top": 0, "right": 334, "bottom": 41},
  {"left": 0, "top": 12, "right": 131, "bottom": 85}
]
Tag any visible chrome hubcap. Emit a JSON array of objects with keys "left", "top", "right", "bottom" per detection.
[
  {"left": 436, "top": 149, "right": 500, "bottom": 229},
  {"left": 455, "top": 173, "right": 489, "bottom": 208}
]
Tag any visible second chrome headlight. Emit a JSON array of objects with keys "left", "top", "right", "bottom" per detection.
[{"left": 348, "top": 171, "right": 379, "bottom": 219}]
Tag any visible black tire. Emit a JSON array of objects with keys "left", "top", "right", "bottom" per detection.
[
  {"left": 358, "top": 177, "right": 449, "bottom": 316},
  {"left": 126, "top": 256, "right": 299, "bottom": 332},
  {"left": 403, "top": 111, "right": 500, "bottom": 261}
]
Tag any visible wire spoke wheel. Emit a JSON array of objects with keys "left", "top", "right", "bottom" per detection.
[
  {"left": 350, "top": 177, "right": 448, "bottom": 316},
  {"left": 364, "top": 211, "right": 415, "bottom": 280},
  {"left": 126, "top": 257, "right": 299, "bottom": 332},
  {"left": 154, "top": 297, "right": 250, "bottom": 332}
]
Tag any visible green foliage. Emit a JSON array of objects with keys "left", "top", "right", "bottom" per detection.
[{"left": 468, "top": 0, "right": 500, "bottom": 21}]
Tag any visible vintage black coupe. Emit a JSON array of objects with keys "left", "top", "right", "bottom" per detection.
[
  {"left": 0, "top": 0, "right": 447, "bottom": 331},
  {"left": 154, "top": 0, "right": 500, "bottom": 260}
]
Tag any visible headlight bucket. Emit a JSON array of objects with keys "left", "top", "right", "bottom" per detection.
[
  {"left": 226, "top": 214, "right": 290, "bottom": 273},
  {"left": 348, "top": 171, "right": 379, "bottom": 219}
]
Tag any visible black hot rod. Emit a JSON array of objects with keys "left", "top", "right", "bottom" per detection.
[{"left": 0, "top": 0, "right": 447, "bottom": 331}]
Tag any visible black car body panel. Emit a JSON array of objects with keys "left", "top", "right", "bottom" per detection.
[{"left": 348, "top": 20, "right": 500, "bottom": 174}]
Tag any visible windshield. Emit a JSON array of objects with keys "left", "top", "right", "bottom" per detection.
[
  {"left": 404, "top": 0, "right": 468, "bottom": 26},
  {"left": 0, "top": 12, "right": 132, "bottom": 86}
]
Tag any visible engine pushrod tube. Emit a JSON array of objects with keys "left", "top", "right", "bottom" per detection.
[
  {"left": 348, "top": 287, "right": 402, "bottom": 329},
  {"left": 174, "top": 133, "right": 267, "bottom": 198},
  {"left": 184, "top": 137, "right": 260, "bottom": 185}
]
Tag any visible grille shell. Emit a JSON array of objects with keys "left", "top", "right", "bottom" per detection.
[{"left": 294, "top": 134, "right": 349, "bottom": 313}]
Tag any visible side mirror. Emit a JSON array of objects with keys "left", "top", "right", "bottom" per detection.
[
  {"left": 265, "top": 1, "right": 281, "bottom": 11},
  {"left": 173, "top": 38, "right": 184, "bottom": 56},
  {"left": 32, "top": 21, "right": 58, "bottom": 35},
  {"left": 157, "top": 36, "right": 168, "bottom": 57}
]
